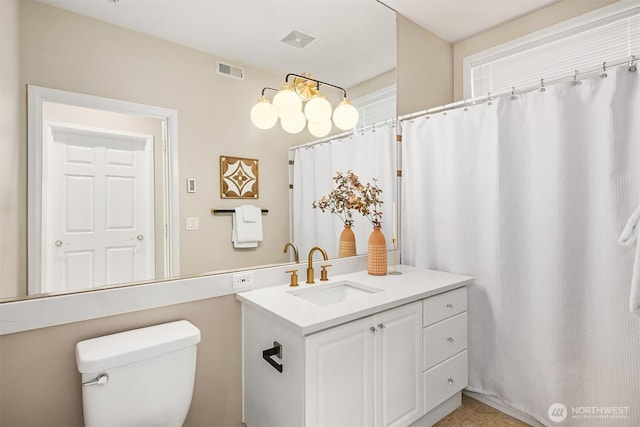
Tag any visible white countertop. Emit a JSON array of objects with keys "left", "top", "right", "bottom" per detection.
[{"left": 236, "top": 265, "right": 474, "bottom": 335}]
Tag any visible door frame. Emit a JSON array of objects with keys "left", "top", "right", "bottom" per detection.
[{"left": 27, "top": 85, "right": 180, "bottom": 295}]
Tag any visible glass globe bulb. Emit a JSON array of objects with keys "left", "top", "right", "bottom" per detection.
[
  {"left": 332, "top": 99, "right": 359, "bottom": 130},
  {"left": 280, "top": 111, "right": 306, "bottom": 134},
  {"left": 273, "top": 84, "right": 302, "bottom": 119},
  {"left": 250, "top": 97, "right": 278, "bottom": 129},
  {"left": 308, "top": 120, "right": 332, "bottom": 138},
  {"left": 304, "top": 95, "right": 332, "bottom": 123}
]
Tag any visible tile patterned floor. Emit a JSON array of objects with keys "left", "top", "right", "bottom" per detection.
[{"left": 433, "top": 394, "right": 532, "bottom": 426}]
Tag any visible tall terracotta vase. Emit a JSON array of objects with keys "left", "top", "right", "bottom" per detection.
[
  {"left": 367, "top": 226, "right": 387, "bottom": 275},
  {"left": 339, "top": 225, "right": 357, "bottom": 257}
]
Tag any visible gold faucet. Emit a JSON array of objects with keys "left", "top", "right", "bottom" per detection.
[
  {"left": 283, "top": 242, "right": 299, "bottom": 263},
  {"left": 306, "top": 246, "right": 329, "bottom": 284}
]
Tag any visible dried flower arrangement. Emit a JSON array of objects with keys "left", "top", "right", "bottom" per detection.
[
  {"left": 312, "top": 170, "right": 384, "bottom": 227},
  {"left": 356, "top": 178, "right": 384, "bottom": 227}
]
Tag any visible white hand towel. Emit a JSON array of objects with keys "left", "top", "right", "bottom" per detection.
[
  {"left": 241, "top": 204, "right": 258, "bottom": 223},
  {"left": 232, "top": 206, "right": 263, "bottom": 248},
  {"left": 618, "top": 205, "right": 640, "bottom": 316}
]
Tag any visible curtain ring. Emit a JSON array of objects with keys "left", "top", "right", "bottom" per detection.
[
  {"left": 540, "top": 78, "right": 546, "bottom": 92},
  {"left": 600, "top": 61, "right": 608, "bottom": 78},
  {"left": 510, "top": 86, "right": 517, "bottom": 100},
  {"left": 487, "top": 92, "right": 493, "bottom": 106},
  {"left": 629, "top": 55, "right": 637, "bottom": 72},
  {"left": 572, "top": 70, "right": 582, "bottom": 86}
]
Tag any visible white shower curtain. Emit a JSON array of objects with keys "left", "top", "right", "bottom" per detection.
[
  {"left": 292, "top": 124, "right": 397, "bottom": 259},
  {"left": 402, "top": 67, "right": 640, "bottom": 426}
]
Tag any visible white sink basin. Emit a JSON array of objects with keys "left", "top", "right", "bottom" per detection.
[{"left": 288, "top": 280, "right": 383, "bottom": 306}]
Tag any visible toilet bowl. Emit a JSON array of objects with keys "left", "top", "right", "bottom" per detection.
[{"left": 75, "top": 320, "right": 201, "bottom": 427}]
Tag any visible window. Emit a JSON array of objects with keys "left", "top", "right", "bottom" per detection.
[
  {"left": 351, "top": 85, "right": 397, "bottom": 129},
  {"left": 463, "top": 2, "right": 640, "bottom": 99}
]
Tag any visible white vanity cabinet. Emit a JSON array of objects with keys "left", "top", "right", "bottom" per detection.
[
  {"left": 305, "top": 301, "right": 423, "bottom": 427},
  {"left": 240, "top": 269, "right": 473, "bottom": 427},
  {"left": 419, "top": 287, "right": 469, "bottom": 424}
]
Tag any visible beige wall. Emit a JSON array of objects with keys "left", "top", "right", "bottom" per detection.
[
  {"left": 348, "top": 69, "right": 397, "bottom": 100},
  {"left": 0, "top": 0, "right": 22, "bottom": 299},
  {"left": 0, "top": 296, "right": 243, "bottom": 427},
  {"left": 396, "top": 14, "right": 453, "bottom": 115},
  {"left": 453, "top": 0, "right": 619, "bottom": 101},
  {"left": 3, "top": 0, "right": 308, "bottom": 299}
]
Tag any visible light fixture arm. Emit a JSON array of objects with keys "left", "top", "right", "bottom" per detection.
[
  {"left": 284, "top": 73, "right": 348, "bottom": 98},
  {"left": 261, "top": 87, "right": 279, "bottom": 96}
]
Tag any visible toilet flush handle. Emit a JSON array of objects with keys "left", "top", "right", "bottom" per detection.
[{"left": 83, "top": 373, "right": 109, "bottom": 387}]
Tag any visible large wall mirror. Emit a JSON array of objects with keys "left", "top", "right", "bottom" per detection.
[{"left": 1, "top": 0, "right": 396, "bottom": 301}]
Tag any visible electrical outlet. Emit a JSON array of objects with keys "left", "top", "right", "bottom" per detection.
[{"left": 232, "top": 271, "right": 254, "bottom": 289}]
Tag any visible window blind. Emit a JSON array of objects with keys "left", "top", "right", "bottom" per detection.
[
  {"left": 467, "top": 4, "right": 640, "bottom": 98},
  {"left": 351, "top": 85, "right": 397, "bottom": 128}
]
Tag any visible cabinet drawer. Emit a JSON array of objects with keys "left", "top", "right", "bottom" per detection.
[
  {"left": 423, "top": 350, "right": 468, "bottom": 414},
  {"left": 422, "top": 287, "right": 467, "bottom": 327},
  {"left": 423, "top": 312, "right": 467, "bottom": 371}
]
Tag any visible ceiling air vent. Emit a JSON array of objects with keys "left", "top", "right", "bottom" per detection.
[
  {"left": 217, "top": 61, "right": 244, "bottom": 80},
  {"left": 281, "top": 30, "right": 318, "bottom": 50}
]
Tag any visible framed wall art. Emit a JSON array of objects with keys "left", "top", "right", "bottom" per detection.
[{"left": 220, "top": 156, "right": 259, "bottom": 199}]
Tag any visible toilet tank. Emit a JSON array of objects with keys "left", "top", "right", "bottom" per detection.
[{"left": 76, "top": 320, "right": 201, "bottom": 427}]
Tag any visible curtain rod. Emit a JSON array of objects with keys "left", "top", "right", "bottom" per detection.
[
  {"left": 398, "top": 55, "right": 638, "bottom": 122},
  {"left": 288, "top": 119, "right": 397, "bottom": 151}
]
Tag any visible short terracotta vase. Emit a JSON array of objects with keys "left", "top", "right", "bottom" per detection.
[
  {"left": 339, "top": 225, "right": 357, "bottom": 257},
  {"left": 367, "top": 226, "right": 387, "bottom": 275}
]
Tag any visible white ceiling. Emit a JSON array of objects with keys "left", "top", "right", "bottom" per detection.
[
  {"left": 384, "top": 0, "right": 560, "bottom": 43},
  {"left": 36, "top": 0, "right": 560, "bottom": 89}
]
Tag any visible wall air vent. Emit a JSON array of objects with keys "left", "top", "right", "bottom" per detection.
[
  {"left": 281, "top": 30, "right": 318, "bottom": 50},
  {"left": 217, "top": 61, "right": 244, "bottom": 80}
]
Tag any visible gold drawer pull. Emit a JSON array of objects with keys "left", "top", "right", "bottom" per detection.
[
  {"left": 447, "top": 337, "right": 454, "bottom": 344},
  {"left": 448, "top": 378, "right": 454, "bottom": 385},
  {"left": 446, "top": 303, "right": 454, "bottom": 309}
]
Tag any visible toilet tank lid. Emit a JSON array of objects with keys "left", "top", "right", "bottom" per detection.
[{"left": 75, "top": 320, "right": 201, "bottom": 373}]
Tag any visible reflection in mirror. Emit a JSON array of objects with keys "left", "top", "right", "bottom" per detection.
[
  {"left": 291, "top": 124, "right": 397, "bottom": 259},
  {"left": 2, "top": 0, "right": 396, "bottom": 301},
  {"left": 27, "top": 86, "right": 180, "bottom": 295}
]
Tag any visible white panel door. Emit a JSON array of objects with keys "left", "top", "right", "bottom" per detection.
[
  {"left": 42, "top": 123, "right": 154, "bottom": 292},
  {"left": 375, "top": 301, "right": 424, "bottom": 427},
  {"left": 305, "top": 316, "right": 375, "bottom": 427}
]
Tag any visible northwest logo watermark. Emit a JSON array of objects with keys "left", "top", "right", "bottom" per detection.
[
  {"left": 548, "top": 403, "right": 567, "bottom": 422},
  {"left": 548, "top": 403, "right": 630, "bottom": 423}
]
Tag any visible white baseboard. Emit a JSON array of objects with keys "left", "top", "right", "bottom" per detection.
[{"left": 463, "top": 390, "right": 545, "bottom": 427}]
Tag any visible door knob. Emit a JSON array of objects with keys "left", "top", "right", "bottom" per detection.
[{"left": 132, "top": 234, "right": 144, "bottom": 241}]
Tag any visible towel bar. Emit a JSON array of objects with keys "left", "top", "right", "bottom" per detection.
[
  {"left": 262, "top": 341, "right": 283, "bottom": 373},
  {"left": 211, "top": 209, "right": 269, "bottom": 215}
]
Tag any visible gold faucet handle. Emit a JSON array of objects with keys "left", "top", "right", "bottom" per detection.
[
  {"left": 319, "top": 264, "right": 332, "bottom": 281},
  {"left": 285, "top": 269, "right": 299, "bottom": 287}
]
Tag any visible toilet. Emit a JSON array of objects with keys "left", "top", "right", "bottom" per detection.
[{"left": 75, "top": 320, "right": 201, "bottom": 427}]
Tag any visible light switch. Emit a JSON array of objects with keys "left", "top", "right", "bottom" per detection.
[{"left": 185, "top": 217, "right": 199, "bottom": 230}]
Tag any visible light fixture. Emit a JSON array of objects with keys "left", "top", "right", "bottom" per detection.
[
  {"left": 251, "top": 73, "right": 359, "bottom": 136},
  {"left": 250, "top": 90, "right": 278, "bottom": 130}
]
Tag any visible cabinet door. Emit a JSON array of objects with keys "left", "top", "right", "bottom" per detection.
[
  {"left": 375, "top": 301, "right": 424, "bottom": 427},
  {"left": 305, "top": 316, "right": 374, "bottom": 427}
]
